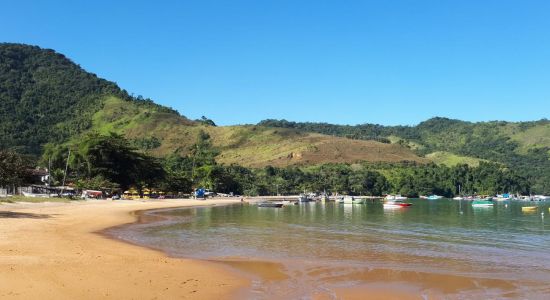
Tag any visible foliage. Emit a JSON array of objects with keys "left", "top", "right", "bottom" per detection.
[
  {"left": 0, "top": 43, "right": 180, "bottom": 155},
  {"left": 42, "top": 133, "right": 164, "bottom": 190},
  {"left": 258, "top": 118, "right": 550, "bottom": 194},
  {"left": 0, "top": 149, "right": 32, "bottom": 187},
  {"left": 131, "top": 136, "right": 161, "bottom": 151},
  {"left": 195, "top": 116, "right": 217, "bottom": 126}
]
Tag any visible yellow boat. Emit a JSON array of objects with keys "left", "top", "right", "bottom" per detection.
[{"left": 522, "top": 206, "right": 537, "bottom": 212}]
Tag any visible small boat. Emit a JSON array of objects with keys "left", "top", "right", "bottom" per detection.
[
  {"left": 282, "top": 200, "right": 298, "bottom": 206},
  {"left": 534, "top": 195, "right": 550, "bottom": 201},
  {"left": 383, "top": 200, "right": 412, "bottom": 208},
  {"left": 258, "top": 202, "right": 283, "bottom": 208},
  {"left": 343, "top": 196, "right": 365, "bottom": 204},
  {"left": 22, "top": 191, "right": 53, "bottom": 198},
  {"left": 495, "top": 193, "right": 512, "bottom": 201},
  {"left": 453, "top": 196, "right": 464, "bottom": 200},
  {"left": 298, "top": 194, "right": 312, "bottom": 203},
  {"left": 522, "top": 206, "right": 537, "bottom": 212},
  {"left": 385, "top": 195, "right": 407, "bottom": 200},
  {"left": 472, "top": 200, "right": 493, "bottom": 207},
  {"left": 427, "top": 195, "right": 443, "bottom": 200}
]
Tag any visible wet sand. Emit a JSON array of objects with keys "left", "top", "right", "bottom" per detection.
[{"left": 0, "top": 199, "right": 248, "bottom": 299}]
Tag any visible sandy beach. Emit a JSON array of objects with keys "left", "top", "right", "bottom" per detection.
[{"left": 0, "top": 198, "right": 248, "bottom": 299}]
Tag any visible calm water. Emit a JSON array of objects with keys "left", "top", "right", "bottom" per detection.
[{"left": 110, "top": 199, "right": 550, "bottom": 299}]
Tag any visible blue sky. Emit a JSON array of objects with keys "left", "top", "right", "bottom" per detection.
[{"left": 2, "top": 0, "right": 549, "bottom": 126}]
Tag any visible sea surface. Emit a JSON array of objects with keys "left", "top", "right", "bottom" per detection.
[{"left": 108, "top": 199, "right": 550, "bottom": 299}]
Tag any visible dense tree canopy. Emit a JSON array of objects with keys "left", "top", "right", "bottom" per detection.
[
  {"left": 43, "top": 133, "right": 164, "bottom": 190},
  {"left": 0, "top": 150, "right": 32, "bottom": 187}
]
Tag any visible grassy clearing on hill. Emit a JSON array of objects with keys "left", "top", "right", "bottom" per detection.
[
  {"left": 426, "top": 151, "right": 485, "bottom": 167},
  {"left": 509, "top": 123, "right": 550, "bottom": 153}
]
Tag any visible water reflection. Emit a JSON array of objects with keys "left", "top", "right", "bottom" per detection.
[{"left": 112, "top": 199, "right": 550, "bottom": 299}]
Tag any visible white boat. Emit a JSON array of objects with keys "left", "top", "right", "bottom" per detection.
[
  {"left": 534, "top": 195, "right": 550, "bottom": 201},
  {"left": 453, "top": 196, "right": 464, "bottom": 200},
  {"left": 427, "top": 195, "right": 443, "bottom": 200},
  {"left": 22, "top": 191, "right": 53, "bottom": 198},
  {"left": 494, "top": 193, "right": 513, "bottom": 201},
  {"left": 472, "top": 200, "right": 494, "bottom": 207},
  {"left": 385, "top": 195, "right": 407, "bottom": 200},
  {"left": 343, "top": 196, "right": 365, "bottom": 204}
]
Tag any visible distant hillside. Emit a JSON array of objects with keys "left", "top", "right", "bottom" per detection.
[
  {"left": 258, "top": 118, "right": 550, "bottom": 192},
  {"left": 0, "top": 44, "right": 425, "bottom": 167}
]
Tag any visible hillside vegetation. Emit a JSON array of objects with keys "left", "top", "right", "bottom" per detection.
[
  {"left": 0, "top": 43, "right": 179, "bottom": 154},
  {"left": 0, "top": 44, "right": 539, "bottom": 195},
  {"left": 90, "top": 97, "right": 425, "bottom": 167},
  {"left": 259, "top": 118, "right": 550, "bottom": 193},
  {"left": 0, "top": 44, "right": 424, "bottom": 168}
]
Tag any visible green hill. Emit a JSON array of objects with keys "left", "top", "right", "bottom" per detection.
[
  {"left": 258, "top": 118, "right": 550, "bottom": 193},
  {"left": 0, "top": 43, "right": 179, "bottom": 154},
  {"left": 91, "top": 96, "right": 425, "bottom": 167},
  {"left": 0, "top": 43, "right": 425, "bottom": 168}
]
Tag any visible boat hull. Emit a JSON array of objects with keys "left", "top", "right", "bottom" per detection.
[
  {"left": 383, "top": 203, "right": 412, "bottom": 208},
  {"left": 472, "top": 200, "right": 493, "bottom": 207},
  {"left": 258, "top": 202, "right": 284, "bottom": 208}
]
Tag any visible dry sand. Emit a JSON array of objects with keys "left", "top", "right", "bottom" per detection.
[{"left": 0, "top": 198, "right": 248, "bottom": 299}]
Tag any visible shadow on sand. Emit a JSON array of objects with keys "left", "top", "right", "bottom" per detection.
[{"left": 0, "top": 211, "right": 52, "bottom": 219}]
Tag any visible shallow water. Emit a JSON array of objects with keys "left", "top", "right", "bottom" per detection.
[{"left": 109, "top": 200, "right": 550, "bottom": 299}]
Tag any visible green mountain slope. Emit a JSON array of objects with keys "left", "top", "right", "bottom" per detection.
[
  {"left": 0, "top": 43, "right": 179, "bottom": 154},
  {"left": 258, "top": 118, "right": 550, "bottom": 193},
  {"left": 91, "top": 97, "right": 425, "bottom": 167},
  {"left": 0, "top": 44, "right": 425, "bottom": 167}
]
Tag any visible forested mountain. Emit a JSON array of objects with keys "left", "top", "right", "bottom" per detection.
[
  {"left": 258, "top": 118, "right": 550, "bottom": 193},
  {"left": 0, "top": 43, "right": 179, "bottom": 154},
  {"left": 0, "top": 43, "right": 424, "bottom": 167},
  {"left": 0, "top": 44, "right": 542, "bottom": 195}
]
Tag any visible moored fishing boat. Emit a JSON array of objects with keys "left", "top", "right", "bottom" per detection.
[
  {"left": 383, "top": 199, "right": 412, "bottom": 208},
  {"left": 521, "top": 206, "right": 537, "bottom": 212},
  {"left": 495, "top": 193, "right": 512, "bottom": 201},
  {"left": 453, "top": 196, "right": 464, "bottom": 200},
  {"left": 258, "top": 202, "right": 284, "bottom": 208},
  {"left": 343, "top": 196, "right": 365, "bottom": 204},
  {"left": 299, "top": 194, "right": 312, "bottom": 202},
  {"left": 427, "top": 195, "right": 443, "bottom": 200},
  {"left": 385, "top": 194, "right": 407, "bottom": 200},
  {"left": 472, "top": 200, "right": 493, "bottom": 207}
]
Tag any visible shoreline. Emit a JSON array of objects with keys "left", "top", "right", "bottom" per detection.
[
  {"left": 103, "top": 200, "right": 550, "bottom": 300},
  {"left": 3, "top": 199, "right": 546, "bottom": 299},
  {"left": 0, "top": 198, "right": 249, "bottom": 299}
]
